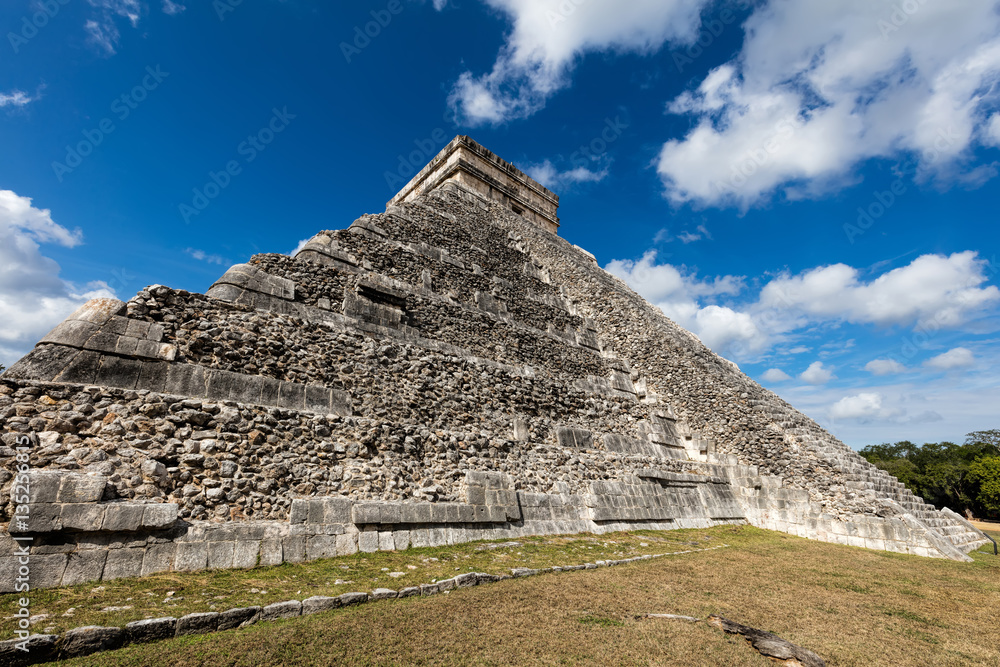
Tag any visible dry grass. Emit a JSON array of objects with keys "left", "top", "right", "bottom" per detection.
[{"left": 10, "top": 525, "right": 1000, "bottom": 666}]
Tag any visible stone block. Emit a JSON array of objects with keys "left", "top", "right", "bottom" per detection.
[
  {"left": 307, "top": 535, "right": 338, "bottom": 560},
  {"left": 371, "top": 588, "right": 397, "bottom": 600},
  {"left": 260, "top": 600, "right": 302, "bottom": 622},
  {"left": 102, "top": 504, "right": 144, "bottom": 532},
  {"left": 27, "top": 471, "right": 64, "bottom": 504},
  {"left": 379, "top": 503, "right": 401, "bottom": 524},
  {"left": 336, "top": 533, "right": 358, "bottom": 556},
  {"left": 175, "top": 612, "right": 220, "bottom": 636},
  {"left": 141, "top": 503, "right": 179, "bottom": 530},
  {"left": 302, "top": 596, "right": 341, "bottom": 615},
  {"left": 0, "top": 634, "right": 58, "bottom": 666},
  {"left": 136, "top": 360, "right": 168, "bottom": 393},
  {"left": 338, "top": 592, "right": 368, "bottom": 606},
  {"left": 322, "top": 497, "right": 353, "bottom": 524},
  {"left": 9, "top": 503, "right": 62, "bottom": 534},
  {"left": 126, "top": 617, "right": 177, "bottom": 644},
  {"left": 233, "top": 541, "right": 260, "bottom": 569},
  {"left": 61, "top": 550, "right": 107, "bottom": 586},
  {"left": 208, "top": 541, "right": 235, "bottom": 569},
  {"left": 458, "top": 504, "right": 475, "bottom": 523},
  {"left": 429, "top": 503, "right": 450, "bottom": 524},
  {"left": 59, "top": 626, "right": 125, "bottom": 659},
  {"left": 260, "top": 539, "right": 283, "bottom": 566},
  {"left": 277, "top": 382, "right": 305, "bottom": 410},
  {"left": 206, "top": 369, "right": 245, "bottom": 403},
  {"left": 58, "top": 474, "right": 108, "bottom": 504},
  {"left": 260, "top": 376, "right": 281, "bottom": 406},
  {"left": 378, "top": 531, "right": 395, "bottom": 551},
  {"left": 352, "top": 503, "right": 381, "bottom": 524},
  {"left": 218, "top": 606, "right": 260, "bottom": 631},
  {"left": 290, "top": 499, "right": 310, "bottom": 525},
  {"left": 164, "top": 363, "right": 207, "bottom": 399},
  {"left": 420, "top": 583, "right": 440, "bottom": 596},
  {"left": 175, "top": 542, "right": 208, "bottom": 571},
  {"left": 96, "top": 355, "right": 144, "bottom": 390},
  {"left": 466, "top": 485, "right": 486, "bottom": 506},
  {"left": 62, "top": 503, "right": 104, "bottom": 533},
  {"left": 359, "top": 530, "right": 379, "bottom": 553},
  {"left": 103, "top": 549, "right": 142, "bottom": 581},
  {"left": 55, "top": 350, "right": 102, "bottom": 384},
  {"left": 304, "top": 384, "right": 331, "bottom": 413},
  {"left": 283, "top": 535, "right": 307, "bottom": 563},
  {"left": 392, "top": 530, "right": 411, "bottom": 550},
  {"left": 41, "top": 319, "right": 100, "bottom": 348},
  {"left": 2, "top": 344, "right": 79, "bottom": 383}
]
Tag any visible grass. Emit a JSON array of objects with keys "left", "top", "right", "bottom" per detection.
[{"left": 5, "top": 525, "right": 1000, "bottom": 666}]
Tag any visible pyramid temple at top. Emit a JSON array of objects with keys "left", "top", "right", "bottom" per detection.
[{"left": 1, "top": 136, "right": 990, "bottom": 590}]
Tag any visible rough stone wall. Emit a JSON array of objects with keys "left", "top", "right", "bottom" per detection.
[{"left": 0, "top": 177, "right": 990, "bottom": 591}]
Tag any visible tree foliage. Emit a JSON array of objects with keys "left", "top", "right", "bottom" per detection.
[{"left": 859, "top": 431, "right": 1000, "bottom": 520}]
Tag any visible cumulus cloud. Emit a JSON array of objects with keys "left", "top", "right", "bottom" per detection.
[
  {"left": 448, "top": 0, "right": 708, "bottom": 125},
  {"left": 606, "top": 249, "right": 999, "bottom": 362},
  {"left": 758, "top": 251, "right": 1000, "bottom": 330},
  {"left": 924, "top": 347, "right": 976, "bottom": 370},
  {"left": 526, "top": 160, "right": 608, "bottom": 189},
  {"left": 799, "top": 361, "right": 834, "bottom": 384},
  {"left": 830, "top": 392, "right": 888, "bottom": 421},
  {"left": 0, "top": 190, "right": 114, "bottom": 365},
  {"left": 864, "top": 358, "right": 908, "bottom": 376},
  {"left": 605, "top": 250, "right": 761, "bottom": 356},
  {"left": 761, "top": 368, "right": 791, "bottom": 382},
  {"left": 657, "top": 0, "right": 1000, "bottom": 208},
  {"left": 184, "top": 248, "right": 229, "bottom": 266}
]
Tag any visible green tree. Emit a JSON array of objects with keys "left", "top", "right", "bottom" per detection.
[{"left": 967, "top": 456, "right": 1000, "bottom": 518}]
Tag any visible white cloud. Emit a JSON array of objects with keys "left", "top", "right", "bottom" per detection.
[
  {"left": 865, "top": 358, "right": 908, "bottom": 376},
  {"left": 758, "top": 252, "right": 1000, "bottom": 330},
  {"left": 830, "top": 392, "right": 887, "bottom": 421},
  {"left": 657, "top": 0, "right": 1000, "bottom": 208},
  {"left": 0, "top": 90, "right": 38, "bottom": 108},
  {"left": 800, "top": 361, "right": 834, "bottom": 385},
  {"left": 289, "top": 238, "right": 311, "bottom": 257},
  {"left": 448, "top": 0, "right": 709, "bottom": 125},
  {"left": 924, "top": 347, "right": 976, "bottom": 370},
  {"left": 677, "top": 224, "right": 712, "bottom": 244},
  {"left": 986, "top": 113, "right": 1000, "bottom": 147},
  {"left": 605, "top": 250, "right": 758, "bottom": 357},
  {"left": 526, "top": 160, "right": 608, "bottom": 189},
  {"left": 0, "top": 190, "right": 115, "bottom": 366},
  {"left": 185, "top": 248, "right": 229, "bottom": 266},
  {"left": 161, "top": 0, "right": 185, "bottom": 15},
  {"left": 762, "top": 368, "right": 791, "bottom": 382}
]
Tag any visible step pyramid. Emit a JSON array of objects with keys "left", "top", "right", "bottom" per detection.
[{"left": 1, "top": 136, "right": 989, "bottom": 590}]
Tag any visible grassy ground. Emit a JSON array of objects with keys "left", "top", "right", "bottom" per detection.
[{"left": 7, "top": 525, "right": 1000, "bottom": 666}]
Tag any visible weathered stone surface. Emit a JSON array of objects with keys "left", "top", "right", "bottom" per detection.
[
  {"left": 260, "top": 600, "right": 302, "bottom": 622},
  {"left": 371, "top": 588, "right": 397, "bottom": 600},
  {"left": 62, "top": 551, "right": 108, "bottom": 586},
  {"left": 125, "top": 617, "right": 177, "bottom": 644},
  {"left": 302, "top": 596, "right": 341, "bottom": 615},
  {"left": 0, "top": 634, "right": 58, "bottom": 667},
  {"left": 175, "top": 612, "right": 220, "bottom": 636},
  {"left": 101, "top": 504, "right": 144, "bottom": 532},
  {"left": 707, "top": 615, "right": 826, "bottom": 667},
  {"left": 59, "top": 626, "right": 125, "bottom": 659},
  {"left": 338, "top": 592, "right": 369, "bottom": 606},
  {"left": 217, "top": 606, "right": 260, "bottom": 631}
]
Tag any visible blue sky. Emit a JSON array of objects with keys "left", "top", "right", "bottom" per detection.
[{"left": 2, "top": 0, "right": 999, "bottom": 448}]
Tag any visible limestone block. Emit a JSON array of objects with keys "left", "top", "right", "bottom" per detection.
[
  {"left": 322, "top": 497, "right": 353, "bottom": 524},
  {"left": 336, "top": 533, "right": 358, "bottom": 556},
  {"left": 10, "top": 504, "right": 62, "bottom": 533},
  {"left": 283, "top": 536, "right": 307, "bottom": 563},
  {"left": 302, "top": 596, "right": 341, "bottom": 615},
  {"left": 379, "top": 503, "right": 402, "bottom": 524},
  {"left": 353, "top": 503, "right": 381, "bottom": 524},
  {"left": 261, "top": 600, "right": 302, "bottom": 622},
  {"left": 259, "top": 539, "right": 283, "bottom": 566},
  {"left": 306, "top": 535, "right": 338, "bottom": 560},
  {"left": 55, "top": 349, "right": 102, "bottom": 384},
  {"left": 290, "top": 499, "right": 310, "bottom": 524},
  {"left": 96, "top": 355, "right": 144, "bottom": 390},
  {"left": 175, "top": 612, "right": 220, "bottom": 636},
  {"left": 218, "top": 607, "right": 260, "bottom": 631},
  {"left": 59, "top": 626, "right": 125, "bottom": 659},
  {"left": 378, "top": 531, "right": 395, "bottom": 551},
  {"left": 175, "top": 542, "right": 208, "bottom": 571},
  {"left": 103, "top": 549, "right": 143, "bottom": 581},
  {"left": 277, "top": 381, "right": 305, "bottom": 410},
  {"left": 208, "top": 542, "right": 235, "bottom": 569},
  {"left": 102, "top": 503, "right": 144, "bottom": 532},
  {"left": 142, "top": 504, "right": 179, "bottom": 530},
  {"left": 126, "top": 617, "right": 177, "bottom": 644},
  {"left": 27, "top": 471, "right": 64, "bottom": 504},
  {"left": 338, "top": 592, "right": 368, "bottom": 606},
  {"left": 58, "top": 474, "right": 108, "bottom": 504},
  {"left": 40, "top": 319, "right": 99, "bottom": 348},
  {"left": 371, "top": 588, "right": 397, "bottom": 600},
  {"left": 393, "top": 530, "right": 411, "bottom": 550},
  {"left": 61, "top": 550, "right": 107, "bottom": 586},
  {"left": 359, "top": 530, "right": 379, "bottom": 553}
]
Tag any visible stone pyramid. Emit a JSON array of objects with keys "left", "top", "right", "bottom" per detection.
[{"left": 1, "top": 136, "right": 989, "bottom": 590}]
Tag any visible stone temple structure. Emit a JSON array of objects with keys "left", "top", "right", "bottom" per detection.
[{"left": 0, "top": 136, "right": 990, "bottom": 590}]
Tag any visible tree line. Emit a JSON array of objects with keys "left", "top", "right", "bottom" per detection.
[{"left": 860, "top": 430, "right": 1000, "bottom": 521}]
